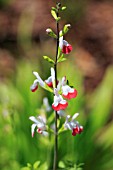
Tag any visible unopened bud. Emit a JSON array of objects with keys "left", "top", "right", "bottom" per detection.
[
  {"left": 46, "top": 28, "right": 52, "bottom": 34},
  {"left": 46, "top": 28, "right": 57, "bottom": 38},
  {"left": 66, "top": 24, "right": 71, "bottom": 29}
]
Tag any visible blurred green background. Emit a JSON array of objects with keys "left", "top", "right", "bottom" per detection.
[{"left": 0, "top": 0, "right": 113, "bottom": 170}]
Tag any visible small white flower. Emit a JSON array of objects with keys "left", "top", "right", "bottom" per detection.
[
  {"left": 29, "top": 116, "right": 48, "bottom": 137},
  {"left": 64, "top": 113, "right": 83, "bottom": 136},
  {"left": 30, "top": 71, "right": 45, "bottom": 92},
  {"left": 33, "top": 72, "right": 45, "bottom": 87}
]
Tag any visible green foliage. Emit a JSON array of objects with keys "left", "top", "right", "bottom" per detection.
[
  {"left": 0, "top": 59, "right": 113, "bottom": 170},
  {"left": 43, "top": 56, "right": 55, "bottom": 64}
]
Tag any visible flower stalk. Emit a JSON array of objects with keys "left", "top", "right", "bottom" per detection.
[{"left": 53, "top": 4, "right": 60, "bottom": 170}]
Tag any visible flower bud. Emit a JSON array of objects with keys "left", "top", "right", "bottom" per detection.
[{"left": 46, "top": 28, "right": 57, "bottom": 38}]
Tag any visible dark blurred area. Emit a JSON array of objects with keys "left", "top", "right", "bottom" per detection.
[{"left": 0, "top": 0, "right": 113, "bottom": 91}]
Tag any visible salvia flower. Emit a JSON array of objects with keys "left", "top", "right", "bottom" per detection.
[
  {"left": 45, "top": 68, "right": 59, "bottom": 88},
  {"left": 29, "top": 116, "right": 48, "bottom": 137},
  {"left": 30, "top": 71, "right": 45, "bottom": 92},
  {"left": 61, "top": 76, "right": 77, "bottom": 99},
  {"left": 45, "top": 76, "right": 53, "bottom": 88},
  {"left": 52, "top": 88, "right": 68, "bottom": 111},
  {"left": 59, "top": 35, "right": 72, "bottom": 54},
  {"left": 64, "top": 113, "right": 83, "bottom": 136}
]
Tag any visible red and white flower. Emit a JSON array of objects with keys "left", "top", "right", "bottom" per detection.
[
  {"left": 61, "top": 76, "right": 77, "bottom": 99},
  {"left": 59, "top": 35, "right": 72, "bottom": 54},
  {"left": 29, "top": 116, "right": 48, "bottom": 137},
  {"left": 45, "top": 76, "right": 53, "bottom": 87},
  {"left": 52, "top": 88, "right": 68, "bottom": 111},
  {"left": 30, "top": 71, "right": 45, "bottom": 92},
  {"left": 64, "top": 113, "right": 83, "bottom": 136}
]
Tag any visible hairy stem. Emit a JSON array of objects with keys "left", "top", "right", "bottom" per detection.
[{"left": 53, "top": 10, "right": 60, "bottom": 170}]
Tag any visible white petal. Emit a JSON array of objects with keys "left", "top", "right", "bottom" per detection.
[
  {"left": 29, "top": 116, "right": 40, "bottom": 124},
  {"left": 45, "top": 76, "right": 52, "bottom": 83},
  {"left": 51, "top": 67, "right": 55, "bottom": 82},
  {"left": 33, "top": 71, "right": 45, "bottom": 87},
  {"left": 57, "top": 110, "right": 65, "bottom": 117},
  {"left": 43, "top": 97, "right": 51, "bottom": 112},
  {"left": 37, "top": 116, "right": 46, "bottom": 124},
  {"left": 42, "top": 131, "right": 49, "bottom": 136},
  {"left": 62, "top": 76, "right": 66, "bottom": 86},
  {"left": 72, "top": 113, "right": 79, "bottom": 121},
  {"left": 63, "top": 40, "right": 69, "bottom": 46},
  {"left": 31, "top": 123, "right": 37, "bottom": 137},
  {"left": 59, "top": 36, "right": 63, "bottom": 49},
  {"left": 64, "top": 122, "right": 73, "bottom": 130}
]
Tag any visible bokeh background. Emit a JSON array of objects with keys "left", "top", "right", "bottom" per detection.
[{"left": 0, "top": 0, "right": 113, "bottom": 169}]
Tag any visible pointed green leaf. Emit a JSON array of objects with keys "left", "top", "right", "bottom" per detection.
[
  {"left": 51, "top": 7, "right": 57, "bottom": 12},
  {"left": 43, "top": 56, "right": 55, "bottom": 64},
  {"left": 57, "top": 58, "right": 67, "bottom": 63},
  {"left": 51, "top": 9, "right": 57, "bottom": 20},
  {"left": 61, "top": 6, "right": 66, "bottom": 11},
  {"left": 33, "top": 161, "right": 40, "bottom": 169}
]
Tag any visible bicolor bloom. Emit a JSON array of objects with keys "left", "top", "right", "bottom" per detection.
[
  {"left": 45, "top": 76, "right": 53, "bottom": 88},
  {"left": 45, "top": 68, "right": 58, "bottom": 88},
  {"left": 61, "top": 76, "right": 77, "bottom": 99},
  {"left": 52, "top": 88, "right": 68, "bottom": 111},
  {"left": 29, "top": 116, "right": 48, "bottom": 137},
  {"left": 64, "top": 113, "right": 83, "bottom": 136},
  {"left": 59, "top": 35, "right": 72, "bottom": 54},
  {"left": 30, "top": 71, "right": 45, "bottom": 92}
]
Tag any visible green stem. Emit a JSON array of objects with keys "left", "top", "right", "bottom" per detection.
[{"left": 53, "top": 9, "right": 60, "bottom": 170}]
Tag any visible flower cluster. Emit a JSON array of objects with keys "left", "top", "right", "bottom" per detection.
[
  {"left": 29, "top": 21, "right": 83, "bottom": 138},
  {"left": 30, "top": 67, "right": 77, "bottom": 112}
]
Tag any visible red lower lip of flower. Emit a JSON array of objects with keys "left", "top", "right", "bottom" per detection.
[
  {"left": 52, "top": 102, "right": 68, "bottom": 111},
  {"left": 72, "top": 127, "right": 79, "bottom": 136},
  {"left": 31, "top": 85, "right": 38, "bottom": 92},
  {"left": 63, "top": 89, "right": 77, "bottom": 99},
  {"left": 62, "top": 45, "right": 72, "bottom": 54},
  {"left": 46, "top": 80, "right": 59, "bottom": 88},
  {"left": 46, "top": 82, "right": 53, "bottom": 88},
  {"left": 79, "top": 127, "right": 83, "bottom": 133},
  {"left": 37, "top": 128, "right": 42, "bottom": 134}
]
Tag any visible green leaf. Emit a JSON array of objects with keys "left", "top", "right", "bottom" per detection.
[
  {"left": 62, "top": 6, "right": 66, "bottom": 11},
  {"left": 51, "top": 9, "right": 57, "bottom": 20},
  {"left": 60, "top": 6, "right": 67, "bottom": 11},
  {"left": 33, "top": 161, "right": 40, "bottom": 169},
  {"left": 59, "top": 161, "right": 66, "bottom": 168},
  {"left": 27, "top": 163, "right": 32, "bottom": 168},
  {"left": 51, "top": 9, "right": 61, "bottom": 22},
  {"left": 57, "top": 57, "right": 67, "bottom": 63},
  {"left": 43, "top": 56, "right": 55, "bottom": 64},
  {"left": 51, "top": 7, "right": 57, "bottom": 12}
]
